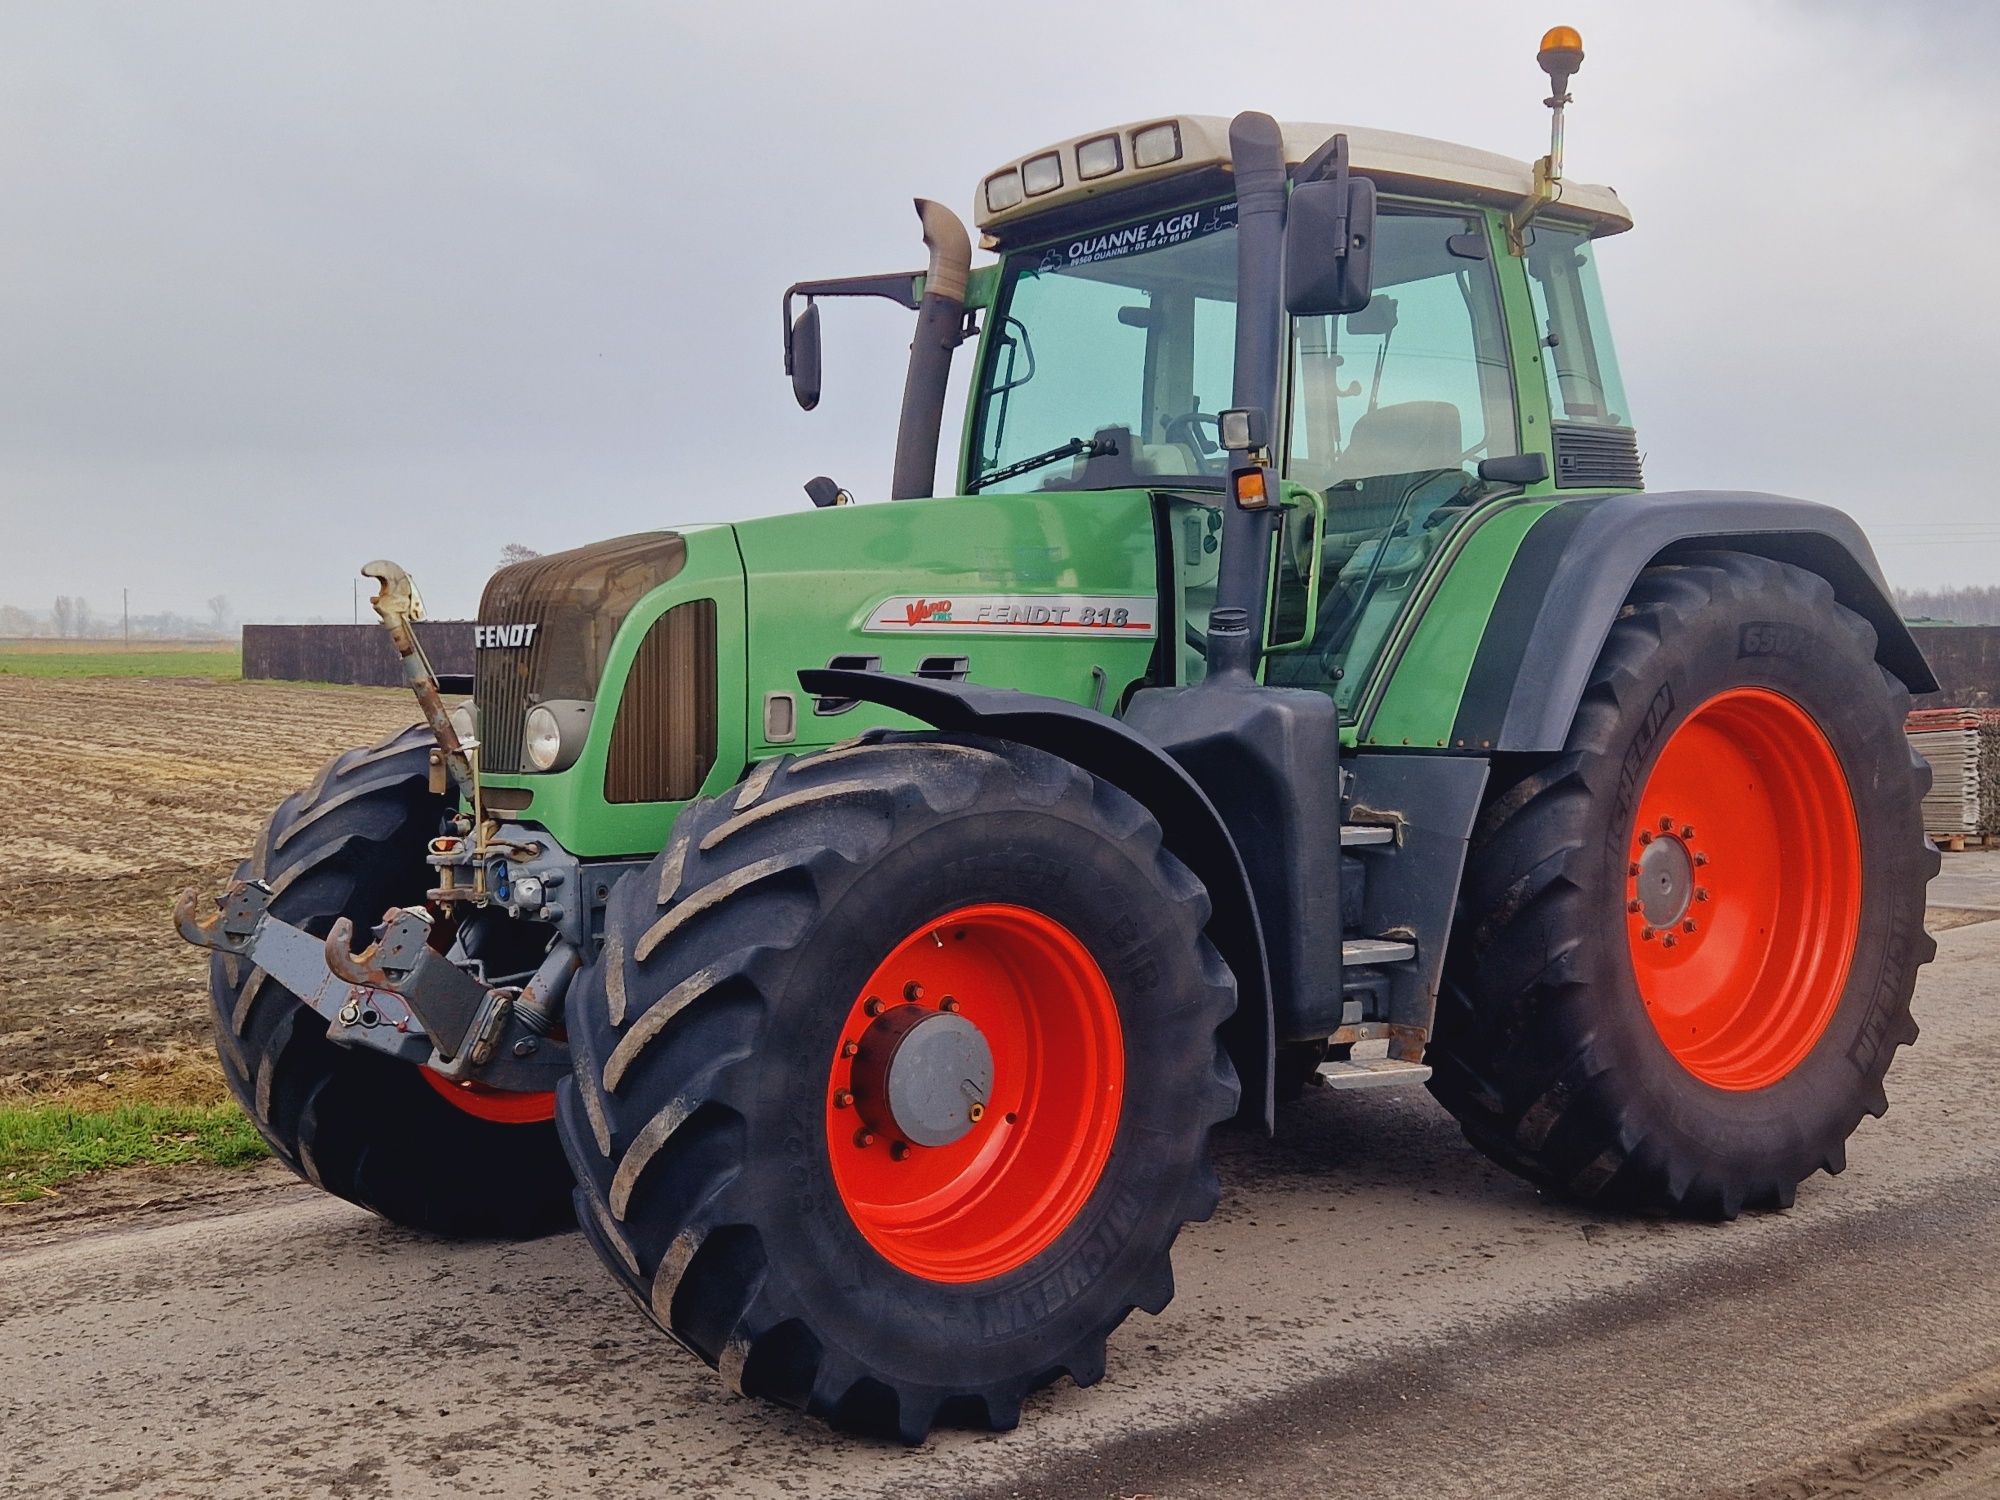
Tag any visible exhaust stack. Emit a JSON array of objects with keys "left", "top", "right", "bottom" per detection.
[{"left": 889, "top": 199, "right": 972, "bottom": 500}]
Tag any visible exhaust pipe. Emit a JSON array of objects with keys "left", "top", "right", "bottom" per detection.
[{"left": 889, "top": 198, "right": 972, "bottom": 500}]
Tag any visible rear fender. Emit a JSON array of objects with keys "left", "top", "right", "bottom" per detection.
[
  {"left": 1451, "top": 491, "right": 1936, "bottom": 753},
  {"left": 797, "top": 668, "right": 1277, "bottom": 1129}
]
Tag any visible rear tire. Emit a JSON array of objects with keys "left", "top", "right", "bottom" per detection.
[
  {"left": 207, "top": 726, "right": 573, "bottom": 1238},
  {"left": 558, "top": 733, "right": 1238, "bottom": 1441},
  {"left": 1427, "top": 554, "right": 1935, "bottom": 1217}
]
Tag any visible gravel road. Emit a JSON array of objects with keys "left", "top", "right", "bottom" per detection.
[{"left": 4, "top": 871, "right": 1997, "bottom": 1499}]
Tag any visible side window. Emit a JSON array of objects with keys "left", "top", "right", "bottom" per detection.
[{"left": 1525, "top": 226, "right": 1631, "bottom": 427}]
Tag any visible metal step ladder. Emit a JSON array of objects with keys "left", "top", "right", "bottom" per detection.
[{"left": 1319, "top": 918, "right": 1431, "bottom": 1090}]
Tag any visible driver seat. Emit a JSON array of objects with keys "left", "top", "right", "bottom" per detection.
[{"left": 1327, "top": 400, "right": 1466, "bottom": 531}]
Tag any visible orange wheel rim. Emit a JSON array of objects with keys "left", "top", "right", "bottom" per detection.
[
  {"left": 420, "top": 1068, "right": 557, "bottom": 1125},
  {"left": 1624, "top": 687, "right": 1861, "bottom": 1090},
  {"left": 826, "top": 903, "right": 1125, "bottom": 1283}
]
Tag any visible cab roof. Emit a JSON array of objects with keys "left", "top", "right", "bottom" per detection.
[{"left": 975, "top": 114, "right": 1632, "bottom": 245}]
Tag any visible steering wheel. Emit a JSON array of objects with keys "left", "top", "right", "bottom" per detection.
[{"left": 1161, "top": 410, "right": 1226, "bottom": 473}]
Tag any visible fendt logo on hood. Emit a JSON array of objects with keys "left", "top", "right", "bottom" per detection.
[{"left": 474, "top": 623, "right": 539, "bottom": 649}]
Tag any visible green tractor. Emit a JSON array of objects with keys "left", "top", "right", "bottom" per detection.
[{"left": 180, "top": 30, "right": 1935, "bottom": 1440}]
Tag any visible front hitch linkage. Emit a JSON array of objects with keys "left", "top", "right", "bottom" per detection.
[{"left": 175, "top": 878, "right": 573, "bottom": 1090}]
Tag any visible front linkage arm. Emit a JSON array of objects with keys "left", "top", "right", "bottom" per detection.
[{"left": 175, "top": 878, "right": 574, "bottom": 1093}]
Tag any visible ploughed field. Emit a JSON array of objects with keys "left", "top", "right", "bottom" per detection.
[{"left": 0, "top": 676, "right": 419, "bottom": 1086}]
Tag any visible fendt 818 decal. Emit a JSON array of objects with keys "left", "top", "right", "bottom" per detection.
[{"left": 862, "top": 594, "right": 1158, "bottom": 637}]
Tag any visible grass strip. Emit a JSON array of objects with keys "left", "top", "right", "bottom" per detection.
[
  {"left": 0, "top": 649, "right": 242, "bottom": 679},
  {"left": 0, "top": 1098, "right": 269, "bottom": 1203}
]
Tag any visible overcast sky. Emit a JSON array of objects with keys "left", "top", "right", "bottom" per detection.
[{"left": 1, "top": 1, "right": 1996, "bottom": 623}]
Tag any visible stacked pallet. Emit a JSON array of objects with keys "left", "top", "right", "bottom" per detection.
[
  {"left": 1906, "top": 708, "right": 1980, "bottom": 844},
  {"left": 1982, "top": 711, "right": 2000, "bottom": 837}
]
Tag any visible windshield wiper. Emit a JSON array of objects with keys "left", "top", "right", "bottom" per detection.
[{"left": 970, "top": 435, "right": 1116, "bottom": 492}]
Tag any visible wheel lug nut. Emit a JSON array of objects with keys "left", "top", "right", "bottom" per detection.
[
  {"left": 854, "top": 1129, "right": 875, "bottom": 1148},
  {"left": 1695, "top": 888, "right": 1710, "bottom": 903},
  {"left": 902, "top": 981, "right": 924, "bottom": 1002},
  {"left": 889, "top": 1141, "right": 909, "bottom": 1162},
  {"left": 1680, "top": 825, "right": 1695, "bottom": 840},
  {"left": 833, "top": 1089, "right": 854, "bottom": 1109},
  {"left": 1662, "top": 933, "right": 1678, "bottom": 948},
  {"left": 940, "top": 996, "right": 959, "bottom": 1013},
  {"left": 968, "top": 1102, "right": 986, "bottom": 1123},
  {"left": 1682, "top": 920, "right": 1697, "bottom": 933},
  {"left": 1660, "top": 816, "right": 1673, "bottom": 831},
  {"left": 1694, "top": 852, "right": 1709, "bottom": 867},
  {"left": 841, "top": 1040, "right": 859, "bottom": 1057},
  {"left": 1639, "top": 831, "right": 1653, "bottom": 846},
  {"left": 1641, "top": 927, "right": 1655, "bottom": 941},
  {"left": 864, "top": 996, "right": 884, "bottom": 1016},
  {"left": 1627, "top": 900, "right": 1641, "bottom": 913}
]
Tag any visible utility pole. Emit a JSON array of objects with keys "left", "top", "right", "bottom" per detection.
[
  {"left": 353, "top": 578, "right": 359, "bottom": 624},
  {"left": 123, "top": 588, "right": 129, "bottom": 649}
]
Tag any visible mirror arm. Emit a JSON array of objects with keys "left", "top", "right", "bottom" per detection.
[{"left": 782, "top": 272, "right": 924, "bottom": 373}]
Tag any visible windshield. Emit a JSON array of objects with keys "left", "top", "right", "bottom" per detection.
[{"left": 970, "top": 201, "right": 1239, "bottom": 494}]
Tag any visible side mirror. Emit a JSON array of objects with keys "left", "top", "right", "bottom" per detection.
[
  {"left": 789, "top": 302, "right": 822, "bottom": 411},
  {"left": 1284, "top": 175, "right": 1376, "bottom": 316}
]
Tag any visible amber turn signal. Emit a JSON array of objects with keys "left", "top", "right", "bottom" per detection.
[{"left": 1232, "top": 468, "right": 1269, "bottom": 510}]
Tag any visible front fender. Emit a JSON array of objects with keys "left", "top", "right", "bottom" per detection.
[
  {"left": 1449, "top": 491, "right": 1936, "bottom": 754},
  {"left": 797, "top": 668, "right": 1277, "bottom": 1129}
]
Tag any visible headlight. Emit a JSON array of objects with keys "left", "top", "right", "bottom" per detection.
[
  {"left": 447, "top": 702, "right": 477, "bottom": 747},
  {"left": 1131, "top": 120, "right": 1183, "bottom": 169},
  {"left": 1021, "top": 151, "right": 1063, "bottom": 196},
  {"left": 524, "top": 705, "right": 563, "bottom": 771},
  {"left": 1076, "top": 133, "right": 1123, "bottom": 181},
  {"left": 983, "top": 169, "right": 1023, "bottom": 213},
  {"left": 521, "top": 699, "right": 592, "bottom": 772}
]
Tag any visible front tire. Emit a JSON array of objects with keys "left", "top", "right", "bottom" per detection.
[
  {"left": 207, "top": 726, "right": 574, "bottom": 1238},
  {"left": 1427, "top": 554, "right": 1935, "bottom": 1217},
  {"left": 558, "top": 734, "right": 1238, "bottom": 1440}
]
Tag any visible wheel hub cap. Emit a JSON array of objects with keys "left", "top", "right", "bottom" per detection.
[
  {"left": 1636, "top": 835, "right": 1695, "bottom": 927},
  {"left": 853, "top": 1007, "right": 993, "bottom": 1147}
]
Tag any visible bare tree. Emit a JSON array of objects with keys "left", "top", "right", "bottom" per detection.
[
  {"left": 1896, "top": 585, "right": 2000, "bottom": 625},
  {"left": 497, "top": 543, "right": 542, "bottom": 569},
  {"left": 207, "top": 594, "right": 232, "bottom": 634},
  {"left": 52, "top": 597, "right": 73, "bottom": 637},
  {"left": 72, "top": 598, "right": 93, "bottom": 637}
]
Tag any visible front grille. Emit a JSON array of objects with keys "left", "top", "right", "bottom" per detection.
[
  {"left": 475, "top": 533, "right": 688, "bottom": 772},
  {"left": 1552, "top": 423, "right": 1645, "bottom": 489},
  {"left": 606, "top": 601, "right": 718, "bottom": 803}
]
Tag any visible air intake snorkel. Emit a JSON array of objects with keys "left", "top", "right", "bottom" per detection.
[
  {"left": 1203, "top": 113, "right": 1291, "bottom": 682},
  {"left": 889, "top": 199, "right": 973, "bottom": 500}
]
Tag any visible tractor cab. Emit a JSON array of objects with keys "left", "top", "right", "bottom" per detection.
[{"left": 962, "top": 116, "right": 1640, "bottom": 715}]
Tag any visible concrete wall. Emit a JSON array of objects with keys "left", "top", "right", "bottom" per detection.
[
  {"left": 243, "top": 622, "right": 474, "bottom": 686},
  {"left": 1911, "top": 625, "right": 2000, "bottom": 710}
]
